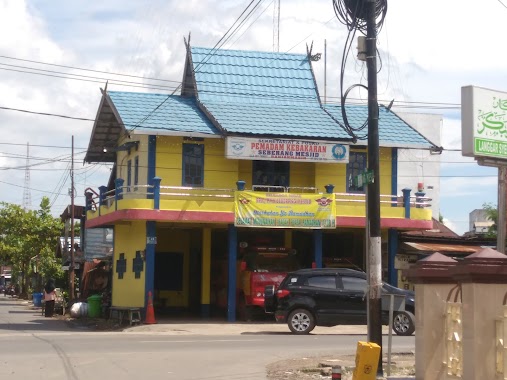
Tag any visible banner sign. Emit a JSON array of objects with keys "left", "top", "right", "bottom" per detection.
[
  {"left": 235, "top": 191, "right": 336, "bottom": 229},
  {"left": 226, "top": 137, "right": 349, "bottom": 163},
  {"left": 462, "top": 86, "right": 507, "bottom": 159}
]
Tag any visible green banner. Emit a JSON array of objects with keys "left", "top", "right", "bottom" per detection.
[{"left": 234, "top": 191, "right": 336, "bottom": 229}]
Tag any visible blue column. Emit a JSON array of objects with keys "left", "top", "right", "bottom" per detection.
[
  {"left": 387, "top": 229, "right": 398, "bottom": 286},
  {"left": 227, "top": 224, "right": 237, "bottom": 322},
  {"left": 402, "top": 188, "right": 411, "bottom": 219},
  {"left": 145, "top": 221, "right": 156, "bottom": 310},
  {"left": 236, "top": 180, "right": 246, "bottom": 191},
  {"left": 147, "top": 136, "right": 156, "bottom": 199},
  {"left": 391, "top": 148, "right": 398, "bottom": 207},
  {"left": 98, "top": 186, "right": 107, "bottom": 215},
  {"left": 313, "top": 230, "right": 323, "bottom": 268},
  {"left": 115, "top": 178, "right": 124, "bottom": 211},
  {"left": 153, "top": 177, "right": 161, "bottom": 209}
]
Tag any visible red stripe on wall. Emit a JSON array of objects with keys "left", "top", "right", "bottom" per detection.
[{"left": 86, "top": 209, "right": 432, "bottom": 230}]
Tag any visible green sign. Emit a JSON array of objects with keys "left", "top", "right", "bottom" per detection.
[
  {"left": 474, "top": 138, "right": 507, "bottom": 157},
  {"left": 354, "top": 170, "right": 374, "bottom": 188}
]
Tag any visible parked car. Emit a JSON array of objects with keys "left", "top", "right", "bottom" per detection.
[{"left": 264, "top": 268, "right": 415, "bottom": 336}]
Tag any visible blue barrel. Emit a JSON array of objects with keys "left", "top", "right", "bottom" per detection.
[{"left": 33, "top": 292, "right": 43, "bottom": 307}]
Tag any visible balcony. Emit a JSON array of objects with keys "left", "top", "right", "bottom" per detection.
[{"left": 85, "top": 177, "right": 432, "bottom": 229}]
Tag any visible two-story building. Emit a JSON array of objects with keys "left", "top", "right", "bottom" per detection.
[{"left": 83, "top": 44, "right": 438, "bottom": 320}]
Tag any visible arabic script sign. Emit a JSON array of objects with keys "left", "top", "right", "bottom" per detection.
[
  {"left": 462, "top": 86, "right": 507, "bottom": 159},
  {"left": 226, "top": 137, "right": 349, "bottom": 163},
  {"left": 234, "top": 191, "right": 336, "bottom": 229}
]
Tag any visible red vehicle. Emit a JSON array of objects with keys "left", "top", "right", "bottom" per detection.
[{"left": 236, "top": 247, "right": 301, "bottom": 320}]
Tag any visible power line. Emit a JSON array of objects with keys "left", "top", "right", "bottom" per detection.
[{"left": 0, "top": 54, "right": 181, "bottom": 83}]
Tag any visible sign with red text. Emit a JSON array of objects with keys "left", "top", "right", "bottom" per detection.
[
  {"left": 235, "top": 191, "right": 336, "bottom": 229},
  {"left": 226, "top": 137, "right": 349, "bottom": 163}
]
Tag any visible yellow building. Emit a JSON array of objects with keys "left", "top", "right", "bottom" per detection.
[{"left": 84, "top": 45, "right": 436, "bottom": 320}]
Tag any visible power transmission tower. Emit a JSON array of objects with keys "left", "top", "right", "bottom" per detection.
[
  {"left": 273, "top": 0, "right": 280, "bottom": 52},
  {"left": 23, "top": 142, "right": 31, "bottom": 210}
]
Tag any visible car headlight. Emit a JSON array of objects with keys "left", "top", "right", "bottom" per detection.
[{"left": 257, "top": 292, "right": 263, "bottom": 297}]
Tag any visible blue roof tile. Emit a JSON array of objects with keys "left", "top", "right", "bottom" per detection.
[
  {"left": 190, "top": 46, "right": 354, "bottom": 140},
  {"left": 107, "top": 91, "right": 220, "bottom": 136},
  {"left": 324, "top": 104, "right": 434, "bottom": 148}
]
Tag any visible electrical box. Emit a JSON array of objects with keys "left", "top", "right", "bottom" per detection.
[
  {"left": 352, "top": 341, "right": 381, "bottom": 380},
  {"left": 357, "top": 36, "right": 367, "bottom": 62}
]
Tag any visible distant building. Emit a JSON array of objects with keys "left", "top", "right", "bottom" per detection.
[{"left": 468, "top": 209, "right": 494, "bottom": 235}]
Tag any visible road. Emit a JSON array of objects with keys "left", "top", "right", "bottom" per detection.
[{"left": 0, "top": 295, "right": 414, "bottom": 379}]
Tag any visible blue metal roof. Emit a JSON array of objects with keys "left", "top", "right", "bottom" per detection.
[
  {"left": 107, "top": 91, "right": 220, "bottom": 136},
  {"left": 190, "top": 46, "right": 353, "bottom": 140},
  {"left": 324, "top": 104, "right": 435, "bottom": 148},
  {"left": 191, "top": 47, "right": 319, "bottom": 106},
  {"left": 200, "top": 101, "right": 352, "bottom": 139}
]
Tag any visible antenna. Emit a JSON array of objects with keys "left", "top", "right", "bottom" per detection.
[
  {"left": 22, "top": 142, "right": 31, "bottom": 210},
  {"left": 273, "top": 0, "right": 280, "bottom": 52}
]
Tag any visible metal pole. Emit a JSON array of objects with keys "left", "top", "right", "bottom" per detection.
[
  {"left": 365, "top": 0, "right": 383, "bottom": 375},
  {"left": 70, "top": 135, "right": 75, "bottom": 300},
  {"left": 324, "top": 39, "right": 327, "bottom": 104},
  {"left": 498, "top": 167, "right": 506, "bottom": 253},
  {"left": 387, "top": 294, "right": 394, "bottom": 376}
]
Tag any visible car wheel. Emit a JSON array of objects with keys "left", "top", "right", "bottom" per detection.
[
  {"left": 393, "top": 311, "right": 415, "bottom": 336},
  {"left": 288, "top": 309, "right": 315, "bottom": 334}
]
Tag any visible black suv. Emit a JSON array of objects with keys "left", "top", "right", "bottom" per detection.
[{"left": 264, "top": 268, "right": 415, "bottom": 336}]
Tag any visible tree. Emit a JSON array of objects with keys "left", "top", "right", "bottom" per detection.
[
  {"left": 483, "top": 202, "right": 498, "bottom": 237},
  {"left": 0, "top": 197, "right": 63, "bottom": 297}
]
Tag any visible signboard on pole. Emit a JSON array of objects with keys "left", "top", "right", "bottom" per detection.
[
  {"left": 462, "top": 86, "right": 507, "bottom": 159},
  {"left": 226, "top": 137, "right": 349, "bottom": 163}
]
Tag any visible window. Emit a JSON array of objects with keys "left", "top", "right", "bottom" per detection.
[
  {"left": 346, "top": 151, "right": 367, "bottom": 193},
  {"left": 127, "top": 159, "right": 132, "bottom": 192},
  {"left": 341, "top": 276, "right": 367, "bottom": 293},
  {"left": 252, "top": 160, "right": 289, "bottom": 191},
  {"left": 182, "top": 143, "right": 204, "bottom": 187},
  {"left": 134, "top": 156, "right": 139, "bottom": 191},
  {"left": 305, "top": 275, "right": 336, "bottom": 289}
]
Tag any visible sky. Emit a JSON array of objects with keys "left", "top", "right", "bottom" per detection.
[{"left": 0, "top": 0, "right": 504, "bottom": 234}]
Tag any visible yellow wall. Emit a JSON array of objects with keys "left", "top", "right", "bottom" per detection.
[
  {"left": 116, "top": 135, "right": 148, "bottom": 196},
  {"left": 156, "top": 228, "right": 190, "bottom": 307},
  {"left": 379, "top": 147, "right": 392, "bottom": 195},
  {"left": 112, "top": 221, "right": 146, "bottom": 307},
  {"left": 155, "top": 136, "right": 238, "bottom": 189},
  {"left": 315, "top": 147, "right": 393, "bottom": 194}
]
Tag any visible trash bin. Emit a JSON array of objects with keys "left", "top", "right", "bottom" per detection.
[
  {"left": 87, "top": 294, "right": 102, "bottom": 318},
  {"left": 32, "top": 292, "right": 43, "bottom": 307}
]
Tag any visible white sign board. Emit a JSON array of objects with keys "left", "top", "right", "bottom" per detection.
[
  {"left": 462, "top": 85, "right": 507, "bottom": 159},
  {"left": 226, "top": 137, "right": 349, "bottom": 163}
]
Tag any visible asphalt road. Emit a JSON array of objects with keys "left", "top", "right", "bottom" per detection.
[{"left": 0, "top": 295, "right": 415, "bottom": 379}]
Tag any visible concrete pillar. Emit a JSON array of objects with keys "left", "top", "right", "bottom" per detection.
[
  {"left": 450, "top": 248, "right": 507, "bottom": 380},
  {"left": 405, "top": 252, "right": 458, "bottom": 380}
]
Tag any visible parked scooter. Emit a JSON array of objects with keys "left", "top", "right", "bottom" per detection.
[{"left": 4, "top": 285, "right": 16, "bottom": 297}]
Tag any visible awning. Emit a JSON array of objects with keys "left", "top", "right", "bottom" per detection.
[{"left": 402, "top": 242, "right": 484, "bottom": 254}]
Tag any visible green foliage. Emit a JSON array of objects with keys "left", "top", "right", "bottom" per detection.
[
  {"left": 483, "top": 202, "right": 498, "bottom": 237},
  {"left": 0, "top": 197, "right": 63, "bottom": 296}
]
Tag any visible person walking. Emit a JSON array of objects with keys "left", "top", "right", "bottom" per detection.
[{"left": 43, "top": 278, "right": 56, "bottom": 317}]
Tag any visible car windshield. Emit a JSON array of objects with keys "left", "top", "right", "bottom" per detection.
[{"left": 245, "top": 252, "right": 300, "bottom": 272}]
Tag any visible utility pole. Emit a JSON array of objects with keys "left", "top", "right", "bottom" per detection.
[
  {"left": 70, "top": 135, "right": 75, "bottom": 300},
  {"left": 365, "top": 0, "right": 383, "bottom": 374},
  {"left": 273, "top": 0, "right": 280, "bottom": 52}
]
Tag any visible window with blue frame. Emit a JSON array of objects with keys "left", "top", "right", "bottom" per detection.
[
  {"left": 134, "top": 156, "right": 139, "bottom": 191},
  {"left": 346, "top": 151, "right": 367, "bottom": 193},
  {"left": 182, "top": 143, "right": 204, "bottom": 187},
  {"left": 252, "top": 160, "right": 290, "bottom": 191},
  {"left": 127, "top": 159, "right": 132, "bottom": 192}
]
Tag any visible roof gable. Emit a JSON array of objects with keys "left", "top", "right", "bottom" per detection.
[{"left": 191, "top": 47, "right": 319, "bottom": 106}]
